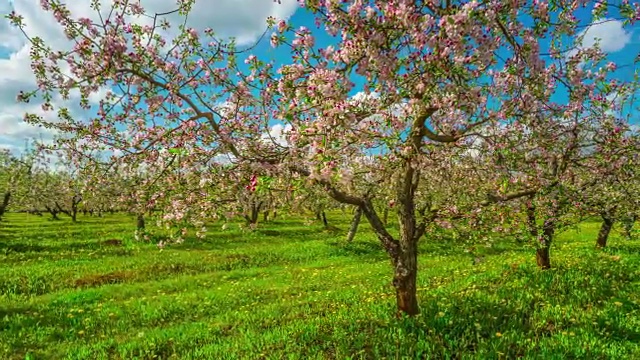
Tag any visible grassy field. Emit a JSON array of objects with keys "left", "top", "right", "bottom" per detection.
[{"left": 1, "top": 212, "right": 639, "bottom": 359}]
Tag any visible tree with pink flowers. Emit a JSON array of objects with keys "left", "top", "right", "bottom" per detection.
[{"left": 8, "top": 0, "right": 640, "bottom": 316}]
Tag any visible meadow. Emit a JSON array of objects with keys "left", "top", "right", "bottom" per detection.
[{"left": 1, "top": 212, "right": 639, "bottom": 359}]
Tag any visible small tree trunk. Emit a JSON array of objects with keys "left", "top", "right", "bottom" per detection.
[
  {"left": 245, "top": 201, "right": 263, "bottom": 225},
  {"left": 536, "top": 217, "right": 555, "bottom": 269},
  {"left": 0, "top": 191, "right": 10, "bottom": 220},
  {"left": 272, "top": 210, "right": 277, "bottom": 219},
  {"left": 346, "top": 207, "right": 363, "bottom": 242},
  {"left": 383, "top": 207, "right": 389, "bottom": 226},
  {"left": 596, "top": 210, "right": 615, "bottom": 248},
  {"left": 263, "top": 210, "right": 269, "bottom": 223},
  {"left": 321, "top": 211, "right": 328, "bottom": 227},
  {"left": 525, "top": 198, "right": 538, "bottom": 238},
  {"left": 47, "top": 208, "right": 59, "bottom": 220},
  {"left": 136, "top": 214, "right": 145, "bottom": 230},
  {"left": 536, "top": 246, "right": 550, "bottom": 269},
  {"left": 315, "top": 211, "right": 321, "bottom": 221},
  {"left": 71, "top": 202, "right": 78, "bottom": 222}
]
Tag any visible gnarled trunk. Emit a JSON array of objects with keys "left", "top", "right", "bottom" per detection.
[
  {"left": 360, "top": 200, "right": 419, "bottom": 316},
  {"left": 392, "top": 236, "right": 419, "bottom": 315},
  {"left": 596, "top": 209, "right": 616, "bottom": 248},
  {"left": 346, "top": 207, "right": 362, "bottom": 243}
]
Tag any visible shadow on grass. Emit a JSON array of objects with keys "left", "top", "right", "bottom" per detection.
[
  {"left": 0, "top": 240, "right": 129, "bottom": 254},
  {"left": 602, "top": 241, "right": 640, "bottom": 256},
  {"left": 1, "top": 255, "right": 639, "bottom": 359},
  {"left": 325, "top": 239, "right": 387, "bottom": 260},
  {"left": 168, "top": 227, "right": 332, "bottom": 252},
  {"left": 387, "top": 262, "right": 640, "bottom": 358}
]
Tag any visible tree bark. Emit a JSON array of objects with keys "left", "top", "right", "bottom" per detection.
[
  {"left": 525, "top": 197, "right": 538, "bottom": 238},
  {"left": 596, "top": 209, "right": 616, "bottom": 248},
  {"left": 536, "top": 246, "right": 550, "bottom": 269},
  {"left": 346, "top": 207, "right": 362, "bottom": 242},
  {"left": 536, "top": 217, "right": 555, "bottom": 269},
  {"left": 263, "top": 210, "right": 269, "bottom": 223},
  {"left": 383, "top": 207, "right": 389, "bottom": 226},
  {"left": 392, "top": 238, "right": 419, "bottom": 316},
  {"left": 321, "top": 211, "right": 328, "bottom": 227}
]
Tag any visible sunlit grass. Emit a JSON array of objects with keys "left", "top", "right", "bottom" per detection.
[{"left": 1, "top": 212, "right": 639, "bottom": 359}]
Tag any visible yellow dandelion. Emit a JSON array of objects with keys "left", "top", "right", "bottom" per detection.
[{"left": 496, "top": 332, "right": 503, "bottom": 337}]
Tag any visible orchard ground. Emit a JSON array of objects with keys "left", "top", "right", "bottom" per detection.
[{"left": 1, "top": 212, "right": 639, "bottom": 359}]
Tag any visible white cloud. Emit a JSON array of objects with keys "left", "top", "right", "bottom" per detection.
[
  {"left": 568, "top": 18, "right": 632, "bottom": 60},
  {"left": 0, "top": 1, "right": 22, "bottom": 51},
  {"left": 578, "top": 19, "right": 632, "bottom": 52},
  {"left": 210, "top": 153, "right": 237, "bottom": 165},
  {"left": 0, "top": 0, "right": 299, "bottom": 153},
  {"left": 261, "top": 123, "right": 292, "bottom": 147}
]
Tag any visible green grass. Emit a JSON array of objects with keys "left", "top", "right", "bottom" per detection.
[{"left": 1, "top": 212, "right": 639, "bottom": 359}]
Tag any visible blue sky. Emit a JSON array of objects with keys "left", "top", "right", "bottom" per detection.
[{"left": 0, "top": 0, "right": 639, "bottom": 154}]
